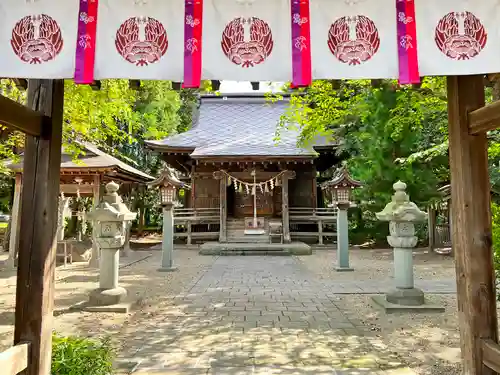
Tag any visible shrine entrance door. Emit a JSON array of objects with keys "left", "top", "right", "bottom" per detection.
[{"left": 234, "top": 191, "right": 274, "bottom": 218}]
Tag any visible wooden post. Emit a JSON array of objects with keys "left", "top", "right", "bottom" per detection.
[
  {"left": 186, "top": 221, "right": 192, "bottom": 245},
  {"left": 89, "top": 174, "right": 101, "bottom": 268},
  {"left": 282, "top": 173, "right": 291, "bottom": 243},
  {"left": 14, "top": 79, "right": 64, "bottom": 375},
  {"left": 427, "top": 207, "right": 435, "bottom": 252},
  {"left": 447, "top": 75, "right": 498, "bottom": 375},
  {"left": 318, "top": 219, "right": 323, "bottom": 245},
  {"left": 7, "top": 174, "right": 22, "bottom": 268},
  {"left": 214, "top": 172, "right": 226, "bottom": 242}
]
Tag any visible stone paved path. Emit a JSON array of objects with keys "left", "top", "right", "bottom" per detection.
[{"left": 120, "top": 256, "right": 447, "bottom": 374}]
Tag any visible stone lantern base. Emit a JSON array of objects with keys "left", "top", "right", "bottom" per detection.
[
  {"left": 371, "top": 292, "right": 445, "bottom": 313},
  {"left": 89, "top": 286, "right": 127, "bottom": 306}
]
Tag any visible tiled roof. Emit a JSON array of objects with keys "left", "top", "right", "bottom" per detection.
[
  {"left": 8, "top": 142, "right": 154, "bottom": 182},
  {"left": 146, "top": 94, "right": 335, "bottom": 157}
]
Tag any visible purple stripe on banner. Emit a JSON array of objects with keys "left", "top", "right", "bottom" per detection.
[
  {"left": 74, "top": 0, "right": 89, "bottom": 83},
  {"left": 291, "top": 1, "right": 302, "bottom": 86},
  {"left": 396, "top": 0, "right": 409, "bottom": 83},
  {"left": 184, "top": 1, "right": 194, "bottom": 86}
]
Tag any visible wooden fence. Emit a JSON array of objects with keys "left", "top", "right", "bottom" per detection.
[
  {"left": 0, "top": 343, "right": 29, "bottom": 375},
  {"left": 482, "top": 339, "right": 500, "bottom": 373},
  {"left": 174, "top": 208, "right": 220, "bottom": 244},
  {"left": 289, "top": 207, "right": 337, "bottom": 245}
]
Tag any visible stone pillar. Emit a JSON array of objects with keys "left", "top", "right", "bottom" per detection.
[
  {"left": 87, "top": 181, "right": 136, "bottom": 307},
  {"left": 6, "top": 174, "right": 22, "bottom": 268},
  {"left": 159, "top": 203, "right": 177, "bottom": 272},
  {"left": 281, "top": 174, "right": 291, "bottom": 243},
  {"left": 375, "top": 181, "right": 429, "bottom": 307},
  {"left": 336, "top": 203, "right": 353, "bottom": 272}
]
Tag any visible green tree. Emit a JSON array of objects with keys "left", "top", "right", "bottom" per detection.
[{"left": 278, "top": 78, "right": 449, "bottom": 244}]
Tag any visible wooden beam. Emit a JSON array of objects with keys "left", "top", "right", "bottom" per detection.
[
  {"left": 468, "top": 99, "right": 500, "bottom": 134},
  {"left": 0, "top": 94, "right": 44, "bottom": 136},
  {"left": 14, "top": 79, "right": 64, "bottom": 375},
  {"left": 447, "top": 75, "right": 498, "bottom": 375},
  {"left": 483, "top": 339, "right": 500, "bottom": 373},
  {"left": 0, "top": 343, "right": 29, "bottom": 375}
]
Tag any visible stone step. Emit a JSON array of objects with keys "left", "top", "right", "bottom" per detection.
[
  {"left": 219, "top": 250, "right": 291, "bottom": 256},
  {"left": 226, "top": 236, "right": 269, "bottom": 243}
]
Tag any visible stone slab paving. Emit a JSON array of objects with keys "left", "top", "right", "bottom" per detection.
[{"left": 120, "top": 256, "right": 450, "bottom": 375}]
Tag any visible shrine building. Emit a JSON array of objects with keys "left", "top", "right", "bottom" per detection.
[{"left": 146, "top": 92, "right": 341, "bottom": 252}]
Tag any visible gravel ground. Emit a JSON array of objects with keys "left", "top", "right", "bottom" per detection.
[
  {"left": 299, "top": 248, "right": 465, "bottom": 375},
  {"left": 0, "top": 247, "right": 496, "bottom": 375},
  {"left": 0, "top": 249, "right": 216, "bottom": 353}
]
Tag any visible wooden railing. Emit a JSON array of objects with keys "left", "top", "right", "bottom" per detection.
[
  {"left": 0, "top": 343, "right": 29, "bottom": 375},
  {"left": 289, "top": 207, "right": 337, "bottom": 245},
  {"left": 289, "top": 207, "right": 338, "bottom": 219},
  {"left": 482, "top": 339, "right": 500, "bottom": 373},
  {"left": 174, "top": 208, "right": 220, "bottom": 244}
]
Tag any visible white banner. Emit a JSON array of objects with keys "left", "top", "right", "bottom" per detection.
[
  {"left": 202, "top": 0, "right": 292, "bottom": 82},
  {"left": 94, "top": 0, "right": 184, "bottom": 80},
  {"left": 0, "top": 0, "right": 78, "bottom": 79},
  {"left": 310, "top": 0, "right": 398, "bottom": 80},
  {"left": 415, "top": 0, "right": 500, "bottom": 76}
]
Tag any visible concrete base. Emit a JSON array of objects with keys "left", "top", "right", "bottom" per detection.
[
  {"left": 158, "top": 266, "right": 178, "bottom": 272},
  {"left": 371, "top": 295, "right": 445, "bottom": 313},
  {"left": 386, "top": 287, "right": 425, "bottom": 306},
  {"left": 71, "top": 301, "right": 131, "bottom": 313},
  {"left": 89, "top": 286, "right": 127, "bottom": 306},
  {"left": 336, "top": 267, "right": 354, "bottom": 272},
  {"left": 199, "top": 241, "right": 311, "bottom": 256}
]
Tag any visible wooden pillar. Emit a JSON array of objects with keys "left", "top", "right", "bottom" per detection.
[
  {"left": 14, "top": 79, "right": 64, "bottom": 375},
  {"left": 318, "top": 219, "right": 323, "bottom": 245},
  {"left": 90, "top": 175, "right": 101, "bottom": 268},
  {"left": 427, "top": 207, "right": 435, "bottom": 252},
  {"left": 281, "top": 171, "right": 294, "bottom": 244},
  {"left": 447, "top": 75, "right": 498, "bottom": 375},
  {"left": 186, "top": 221, "right": 192, "bottom": 245},
  {"left": 7, "top": 173, "right": 22, "bottom": 268},
  {"left": 214, "top": 172, "right": 226, "bottom": 242}
]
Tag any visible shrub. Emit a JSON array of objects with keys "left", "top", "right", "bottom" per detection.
[{"left": 51, "top": 333, "right": 114, "bottom": 375}]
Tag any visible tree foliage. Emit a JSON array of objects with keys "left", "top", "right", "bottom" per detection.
[{"left": 279, "top": 78, "right": 450, "bottom": 244}]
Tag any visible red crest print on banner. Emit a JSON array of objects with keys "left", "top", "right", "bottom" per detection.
[
  {"left": 435, "top": 11, "right": 487, "bottom": 60},
  {"left": 327, "top": 15, "right": 380, "bottom": 65},
  {"left": 115, "top": 16, "right": 168, "bottom": 66},
  {"left": 221, "top": 17, "right": 274, "bottom": 67},
  {"left": 11, "top": 14, "right": 63, "bottom": 64}
]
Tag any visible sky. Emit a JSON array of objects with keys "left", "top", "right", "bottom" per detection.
[{"left": 219, "top": 81, "right": 285, "bottom": 93}]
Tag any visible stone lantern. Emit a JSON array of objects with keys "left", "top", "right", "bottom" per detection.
[
  {"left": 373, "top": 181, "right": 443, "bottom": 312},
  {"left": 321, "top": 165, "right": 362, "bottom": 271},
  {"left": 149, "top": 167, "right": 185, "bottom": 272},
  {"left": 86, "top": 181, "right": 137, "bottom": 309}
]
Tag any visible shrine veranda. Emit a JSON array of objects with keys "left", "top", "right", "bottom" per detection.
[{"left": 1, "top": 1, "right": 500, "bottom": 375}]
